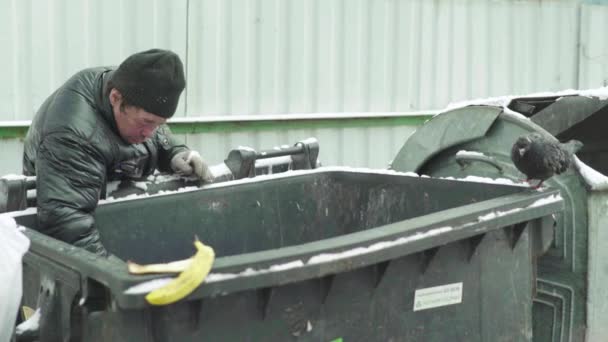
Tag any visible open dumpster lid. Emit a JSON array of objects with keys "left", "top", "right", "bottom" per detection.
[{"left": 392, "top": 91, "right": 608, "bottom": 181}]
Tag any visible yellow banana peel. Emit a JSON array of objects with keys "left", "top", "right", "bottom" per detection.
[
  {"left": 143, "top": 240, "right": 215, "bottom": 306},
  {"left": 127, "top": 258, "right": 192, "bottom": 274}
]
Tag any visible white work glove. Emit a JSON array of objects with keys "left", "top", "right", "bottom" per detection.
[{"left": 171, "top": 150, "right": 214, "bottom": 183}]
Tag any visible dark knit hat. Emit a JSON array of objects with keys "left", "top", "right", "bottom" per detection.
[{"left": 111, "top": 49, "right": 186, "bottom": 118}]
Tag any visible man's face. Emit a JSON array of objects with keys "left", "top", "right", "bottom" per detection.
[{"left": 110, "top": 89, "right": 166, "bottom": 144}]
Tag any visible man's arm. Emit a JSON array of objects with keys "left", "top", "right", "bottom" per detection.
[
  {"left": 155, "top": 124, "right": 188, "bottom": 172},
  {"left": 36, "top": 132, "right": 108, "bottom": 256},
  {"left": 155, "top": 125, "right": 214, "bottom": 182}
]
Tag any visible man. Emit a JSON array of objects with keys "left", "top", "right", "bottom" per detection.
[{"left": 22, "top": 49, "right": 213, "bottom": 257}]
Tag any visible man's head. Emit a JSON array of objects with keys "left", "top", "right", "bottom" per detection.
[{"left": 108, "top": 49, "right": 186, "bottom": 144}]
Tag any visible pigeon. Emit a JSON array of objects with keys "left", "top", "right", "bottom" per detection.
[{"left": 511, "top": 132, "right": 583, "bottom": 189}]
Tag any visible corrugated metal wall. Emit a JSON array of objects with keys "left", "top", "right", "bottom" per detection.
[
  {"left": 187, "top": 121, "right": 416, "bottom": 173},
  {"left": 580, "top": 2, "right": 608, "bottom": 87},
  {"left": 1, "top": 0, "right": 608, "bottom": 175},
  {"left": 0, "top": 126, "right": 415, "bottom": 176},
  {"left": 1, "top": 0, "right": 188, "bottom": 120}
]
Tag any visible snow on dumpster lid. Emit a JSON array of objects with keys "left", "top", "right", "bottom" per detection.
[{"left": 443, "top": 86, "right": 608, "bottom": 118}]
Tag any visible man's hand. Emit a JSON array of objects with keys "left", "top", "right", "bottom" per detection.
[{"left": 171, "top": 150, "right": 214, "bottom": 183}]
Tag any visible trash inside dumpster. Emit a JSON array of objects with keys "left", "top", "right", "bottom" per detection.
[
  {"left": 392, "top": 89, "right": 608, "bottom": 341},
  {"left": 11, "top": 164, "right": 561, "bottom": 341}
]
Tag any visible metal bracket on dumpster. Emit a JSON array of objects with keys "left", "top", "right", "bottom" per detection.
[
  {"left": 420, "top": 247, "right": 440, "bottom": 274},
  {"left": 373, "top": 261, "right": 391, "bottom": 288},
  {"left": 0, "top": 176, "right": 35, "bottom": 213},
  {"left": 455, "top": 153, "right": 504, "bottom": 174},
  {"left": 465, "top": 234, "right": 486, "bottom": 262},
  {"left": 504, "top": 222, "right": 527, "bottom": 250},
  {"left": 224, "top": 138, "right": 320, "bottom": 179},
  {"left": 80, "top": 278, "right": 109, "bottom": 313},
  {"left": 257, "top": 287, "right": 274, "bottom": 319}
]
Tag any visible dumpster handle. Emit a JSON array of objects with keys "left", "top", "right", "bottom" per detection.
[{"left": 455, "top": 154, "right": 504, "bottom": 173}]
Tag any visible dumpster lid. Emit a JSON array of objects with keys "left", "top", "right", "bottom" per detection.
[
  {"left": 391, "top": 106, "right": 503, "bottom": 173},
  {"left": 525, "top": 95, "right": 608, "bottom": 136},
  {"left": 392, "top": 88, "right": 608, "bottom": 177}
]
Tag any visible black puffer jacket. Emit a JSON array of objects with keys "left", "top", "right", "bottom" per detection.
[{"left": 23, "top": 67, "right": 188, "bottom": 256}]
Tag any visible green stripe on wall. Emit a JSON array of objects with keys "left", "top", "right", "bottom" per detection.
[
  {"left": 0, "top": 115, "right": 433, "bottom": 139},
  {"left": 0, "top": 126, "right": 29, "bottom": 139},
  {"left": 168, "top": 115, "right": 432, "bottom": 135}
]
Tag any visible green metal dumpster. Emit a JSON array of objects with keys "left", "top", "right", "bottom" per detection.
[
  {"left": 13, "top": 168, "right": 561, "bottom": 341},
  {"left": 392, "top": 93, "right": 608, "bottom": 342}
]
